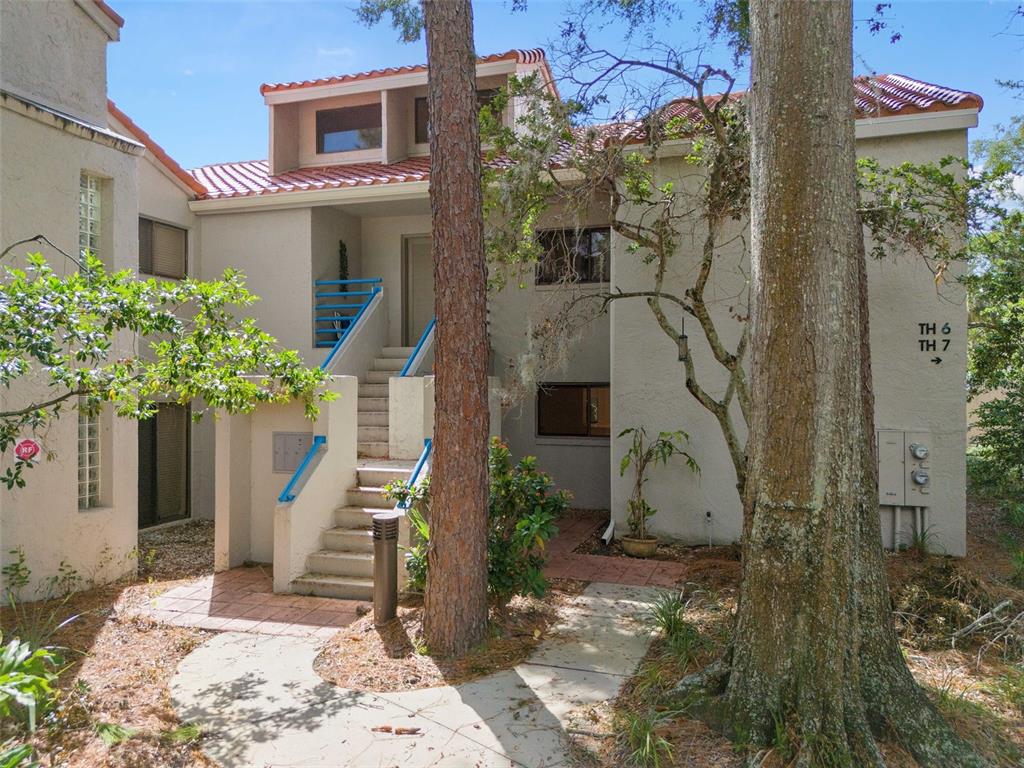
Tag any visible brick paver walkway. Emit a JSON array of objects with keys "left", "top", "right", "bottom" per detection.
[
  {"left": 544, "top": 511, "right": 689, "bottom": 588},
  {"left": 133, "top": 565, "right": 366, "bottom": 639}
]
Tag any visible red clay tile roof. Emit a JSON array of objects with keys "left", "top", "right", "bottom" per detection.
[
  {"left": 852, "top": 74, "right": 982, "bottom": 117},
  {"left": 108, "top": 100, "right": 208, "bottom": 197},
  {"left": 260, "top": 48, "right": 551, "bottom": 95},
  {"left": 94, "top": 0, "right": 124, "bottom": 28},
  {"left": 190, "top": 157, "right": 430, "bottom": 199},
  {"left": 192, "top": 74, "right": 981, "bottom": 202}
]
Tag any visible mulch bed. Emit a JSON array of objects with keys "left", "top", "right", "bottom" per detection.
[
  {"left": 314, "top": 582, "right": 586, "bottom": 693},
  {"left": 2, "top": 520, "right": 218, "bottom": 768}
]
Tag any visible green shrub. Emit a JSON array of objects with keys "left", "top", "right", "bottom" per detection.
[
  {"left": 384, "top": 438, "right": 568, "bottom": 602},
  {"left": 0, "top": 633, "right": 61, "bottom": 732},
  {"left": 970, "top": 387, "right": 1024, "bottom": 499}
]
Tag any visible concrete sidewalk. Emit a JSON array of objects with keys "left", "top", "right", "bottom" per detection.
[{"left": 170, "top": 582, "right": 660, "bottom": 767}]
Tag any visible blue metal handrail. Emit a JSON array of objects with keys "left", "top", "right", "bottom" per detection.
[
  {"left": 400, "top": 317, "right": 436, "bottom": 377},
  {"left": 278, "top": 435, "right": 326, "bottom": 503},
  {"left": 397, "top": 438, "right": 432, "bottom": 511},
  {"left": 319, "top": 286, "right": 380, "bottom": 370}
]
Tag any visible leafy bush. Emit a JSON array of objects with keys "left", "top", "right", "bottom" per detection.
[
  {"left": 384, "top": 438, "right": 568, "bottom": 602},
  {"left": 970, "top": 387, "right": 1024, "bottom": 499},
  {"left": 0, "top": 633, "right": 61, "bottom": 732}
]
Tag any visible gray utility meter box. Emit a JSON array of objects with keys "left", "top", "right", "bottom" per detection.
[{"left": 876, "top": 430, "right": 932, "bottom": 507}]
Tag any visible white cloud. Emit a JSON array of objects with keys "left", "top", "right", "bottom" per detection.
[{"left": 316, "top": 47, "right": 356, "bottom": 61}]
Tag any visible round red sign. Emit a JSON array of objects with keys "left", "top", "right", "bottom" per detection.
[{"left": 14, "top": 439, "right": 40, "bottom": 462}]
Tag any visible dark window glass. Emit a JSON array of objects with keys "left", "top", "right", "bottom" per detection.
[
  {"left": 415, "top": 97, "right": 429, "bottom": 144},
  {"left": 414, "top": 89, "right": 502, "bottom": 145},
  {"left": 536, "top": 228, "right": 611, "bottom": 285},
  {"left": 139, "top": 217, "right": 187, "bottom": 279},
  {"left": 316, "top": 104, "right": 382, "bottom": 153},
  {"left": 537, "top": 384, "right": 610, "bottom": 438}
]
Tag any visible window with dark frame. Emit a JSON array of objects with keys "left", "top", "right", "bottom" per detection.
[
  {"left": 414, "top": 89, "right": 502, "bottom": 145},
  {"left": 139, "top": 217, "right": 187, "bottom": 279},
  {"left": 316, "top": 104, "right": 383, "bottom": 153},
  {"left": 536, "top": 228, "right": 610, "bottom": 285},
  {"left": 537, "top": 384, "right": 610, "bottom": 438}
]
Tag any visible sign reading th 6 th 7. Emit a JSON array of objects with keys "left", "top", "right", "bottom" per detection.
[{"left": 918, "top": 321, "right": 951, "bottom": 365}]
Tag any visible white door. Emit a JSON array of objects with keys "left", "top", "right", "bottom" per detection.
[{"left": 404, "top": 236, "right": 435, "bottom": 345}]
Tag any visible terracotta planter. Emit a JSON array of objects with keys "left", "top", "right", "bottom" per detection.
[{"left": 621, "top": 535, "right": 658, "bottom": 558}]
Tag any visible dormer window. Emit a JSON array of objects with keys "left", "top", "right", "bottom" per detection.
[
  {"left": 316, "top": 104, "right": 382, "bottom": 154},
  {"left": 414, "top": 89, "right": 501, "bottom": 144}
]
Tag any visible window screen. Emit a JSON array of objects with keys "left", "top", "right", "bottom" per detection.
[
  {"left": 316, "top": 104, "right": 382, "bottom": 153},
  {"left": 537, "top": 384, "right": 610, "bottom": 438},
  {"left": 139, "top": 218, "right": 187, "bottom": 278},
  {"left": 537, "top": 228, "right": 611, "bottom": 285}
]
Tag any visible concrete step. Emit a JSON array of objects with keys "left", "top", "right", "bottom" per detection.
[
  {"left": 322, "top": 526, "right": 374, "bottom": 552},
  {"left": 372, "top": 357, "right": 406, "bottom": 372},
  {"left": 381, "top": 346, "right": 415, "bottom": 359},
  {"left": 346, "top": 486, "right": 390, "bottom": 508},
  {"left": 358, "top": 425, "right": 389, "bottom": 443},
  {"left": 291, "top": 573, "right": 373, "bottom": 601},
  {"left": 358, "top": 411, "right": 388, "bottom": 427},
  {"left": 306, "top": 550, "right": 374, "bottom": 578},
  {"left": 365, "top": 370, "right": 395, "bottom": 384},
  {"left": 335, "top": 504, "right": 395, "bottom": 528},
  {"left": 358, "top": 383, "right": 389, "bottom": 398},
  {"left": 357, "top": 441, "right": 389, "bottom": 458},
  {"left": 357, "top": 397, "right": 388, "bottom": 412},
  {"left": 357, "top": 465, "right": 414, "bottom": 487}
]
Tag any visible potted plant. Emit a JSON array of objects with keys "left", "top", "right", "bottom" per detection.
[{"left": 618, "top": 427, "right": 698, "bottom": 557}]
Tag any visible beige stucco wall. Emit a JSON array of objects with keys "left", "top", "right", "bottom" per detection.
[
  {"left": 610, "top": 128, "right": 970, "bottom": 556},
  {"left": 199, "top": 207, "right": 318, "bottom": 361},
  {"left": 0, "top": 0, "right": 110, "bottom": 125},
  {"left": 0, "top": 103, "right": 141, "bottom": 595}
]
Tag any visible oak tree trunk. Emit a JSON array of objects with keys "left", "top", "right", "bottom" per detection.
[
  {"left": 702, "top": 2, "right": 986, "bottom": 764},
  {"left": 421, "top": 0, "right": 490, "bottom": 657}
]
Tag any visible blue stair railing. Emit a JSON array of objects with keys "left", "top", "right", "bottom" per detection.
[
  {"left": 396, "top": 438, "right": 432, "bottom": 511},
  {"left": 316, "top": 277, "right": 382, "bottom": 371},
  {"left": 400, "top": 317, "right": 436, "bottom": 377},
  {"left": 278, "top": 435, "right": 326, "bottom": 503}
]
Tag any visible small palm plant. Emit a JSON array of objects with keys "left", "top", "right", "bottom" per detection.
[{"left": 619, "top": 427, "right": 698, "bottom": 555}]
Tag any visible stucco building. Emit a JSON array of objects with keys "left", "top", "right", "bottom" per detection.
[{"left": 0, "top": 0, "right": 982, "bottom": 599}]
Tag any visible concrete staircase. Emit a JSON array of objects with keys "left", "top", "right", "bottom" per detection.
[
  {"left": 356, "top": 346, "right": 414, "bottom": 458},
  {"left": 291, "top": 460, "right": 415, "bottom": 600}
]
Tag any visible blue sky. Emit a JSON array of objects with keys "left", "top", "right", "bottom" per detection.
[{"left": 107, "top": 1, "right": 1023, "bottom": 170}]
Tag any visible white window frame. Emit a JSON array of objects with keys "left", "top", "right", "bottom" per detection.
[
  {"left": 78, "top": 396, "right": 101, "bottom": 509},
  {"left": 79, "top": 173, "right": 101, "bottom": 260}
]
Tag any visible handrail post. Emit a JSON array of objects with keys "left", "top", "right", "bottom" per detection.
[{"left": 400, "top": 317, "right": 436, "bottom": 377}]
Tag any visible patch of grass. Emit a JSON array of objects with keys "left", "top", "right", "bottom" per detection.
[
  {"left": 159, "top": 722, "right": 204, "bottom": 746},
  {"left": 621, "top": 709, "right": 677, "bottom": 768},
  {"left": 986, "top": 666, "right": 1024, "bottom": 715},
  {"left": 1004, "top": 503, "right": 1024, "bottom": 530},
  {"left": 646, "top": 591, "right": 688, "bottom": 638},
  {"left": 931, "top": 684, "right": 1023, "bottom": 767},
  {"left": 94, "top": 722, "right": 137, "bottom": 746}
]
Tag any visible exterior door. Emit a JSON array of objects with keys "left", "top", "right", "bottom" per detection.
[
  {"left": 138, "top": 403, "right": 189, "bottom": 528},
  {"left": 404, "top": 236, "right": 434, "bottom": 346}
]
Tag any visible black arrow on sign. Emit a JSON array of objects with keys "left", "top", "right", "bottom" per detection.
[{"left": 931, "top": 356, "right": 942, "bottom": 365}]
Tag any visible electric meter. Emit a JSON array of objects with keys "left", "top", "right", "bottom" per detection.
[
  {"left": 911, "top": 470, "right": 930, "bottom": 486},
  {"left": 908, "top": 443, "right": 929, "bottom": 460}
]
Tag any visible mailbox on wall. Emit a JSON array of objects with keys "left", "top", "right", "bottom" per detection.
[{"left": 273, "top": 431, "right": 314, "bottom": 473}]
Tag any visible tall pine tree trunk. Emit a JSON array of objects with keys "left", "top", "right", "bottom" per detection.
[
  {"left": 703, "top": 2, "right": 985, "bottom": 764},
  {"left": 420, "top": 0, "right": 490, "bottom": 658}
]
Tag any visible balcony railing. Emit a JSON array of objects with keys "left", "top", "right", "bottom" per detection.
[{"left": 315, "top": 277, "right": 382, "bottom": 371}]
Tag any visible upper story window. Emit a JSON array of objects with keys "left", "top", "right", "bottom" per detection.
[
  {"left": 79, "top": 173, "right": 101, "bottom": 260},
  {"left": 414, "top": 89, "right": 502, "bottom": 144},
  {"left": 139, "top": 218, "right": 187, "bottom": 279},
  {"left": 536, "top": 227, "right": 611, "bottom": 285},
  {"left": 316, "top": 104, "right": 382, "bottom": 153}
]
